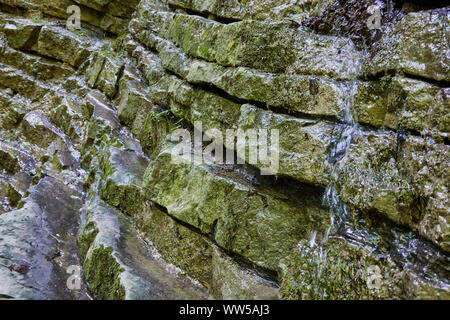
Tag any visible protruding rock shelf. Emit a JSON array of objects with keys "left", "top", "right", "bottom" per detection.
[{"left": 0, "top": 0, "right": 449, "bottom": 300}]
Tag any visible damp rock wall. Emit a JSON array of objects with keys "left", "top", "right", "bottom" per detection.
[{"left": 0, "top": 0, "right": 449, "bottom": 299}]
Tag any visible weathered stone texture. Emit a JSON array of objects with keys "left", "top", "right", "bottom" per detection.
[
  {"left": 143, "top": 145, "right": 330, "bottom": 271},
  {"left": 0, "top": 0, "right": 448, "bottom": 300},
  {"left": 363, "top": 9, "right": 450, "bottom": 82}
]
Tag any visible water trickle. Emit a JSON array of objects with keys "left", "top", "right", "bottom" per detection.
[
  {"left": 322, "top": 185, "right": 351, "bottom": 233},
  {"left": 323, "top": 81, "right": 359, "bottom": 234},
  {"left": 328, "top": 82, "right": 359, "bottom": 164},
  {"left": 307, "top": 80, "right": 450, "bottom": 296},
  {"left": 308, "top": 82, "right": 360, "bottom": 298}
]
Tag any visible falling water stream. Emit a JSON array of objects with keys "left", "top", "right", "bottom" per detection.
[
  {"left": 324, "top": 81, "right": 359, "bottom": 229},
  {"left": 308, "top": 81, "right": 360, "bottom": 298},
  {"left": 308, "top": 80, "right": 450, "bottom": 298}
]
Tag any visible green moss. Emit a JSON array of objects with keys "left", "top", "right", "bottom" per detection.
[
  {"left": 279, "top": 238, "right": 403, "bottom": 300},
  {"left": 49, "top": 105, "right": 78, "bottom": 141},
  {"left": 99, "top": 149, "right": 114, "bottom": 178},
  {"left": 352, "top": 80, "right": 391, "bottom": 127},
  {"left": 3, "top": 104, "right": 25, "bottom": 130},
  {"left": 99, "top": 49, "right": 122, "bottom": 60},
  {"left": 134, "top": 205, "right": 213, "bottom": 285},
  {"left": 78, "top": 220, "right": 99, "bottom": 259},
  {"left": 144, "top": 147, "right": 330, "bottom": 270},
  {"left": 83, "top": 170, "right": 96, "bottom": 191},
  {"left": 73, "top": 29, "right": 88, "bottom": 38},
  {"left": 6, "top": 184, "right": 21, "bottom": 207},
  {"left": 100, "top": 134, "right": 123, "bottom": 149},
  {"left": 131, "top": 105, "right": 176, "bottom": 156},
  {"left": 52, "top": 153, "right": 63, "bottom": 172},
  {"left": 0, "top": 150, "right": 20, "bottom": 174},
  {"left": 31, "top": 18, "right": 48, "bottom": 24},
  {"left": 99, "top": 179, "right": 146, "bottom": 217},
  {"left": 84, "top": 245, "right": 126, "bottom": 300},
  {"left": 6, "top": 132, "right": 17, "bottom": 141}
]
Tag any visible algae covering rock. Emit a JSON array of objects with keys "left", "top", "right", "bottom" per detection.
[
  {"left": 133, "top": 4, "right": 362, "bottom": 79},
  {"left": 81, "top": 91, "right": 122, "bottom": 153},
  {"left": 397, "top": 136, "right": 450, "bottom": 252},
  {"left": 92, "top": 124, "right": 282, "bottom": 298},
  {"left": 79, "top": 195, "right": 211, "bottom": 300},
  {"left": 0, "top": 39, "right": 74, "bottom": 81},
  {"left": 133, "top": 195, "right": 282, "bottom": 299},
  {"left": 1, "top": 17, "right": 42, "bottom": 50},
  {"left": 164, "top": 75, "right": 242, "bottom": 131},
  {"left": 279, "top": 237, "right": 450, "bottom": 300},
  {"left": 139, "top": 74, "right": 335, "bottom": 186},
  {"left": 280, "top": 238, "right": 404, "bottom": 300},
  {"left": 237, "top": 104, "right": 333, "bottom": 187},
  {"left": 141, "top": 35, "right": 348, "bottom": 118},
  {"left": 143, "top": 144, "right": 330, "bottom": 271},
  {"left": 364, "top": 8, "right": 450, "bottom": 82},
  {"left": 164, "top": 0, "right": 333, "bottom": 21},
  {"left": 114, "top": 64, "right": 150, "bottom": 127},
  {"left": 96, "top": 133, "right": 281, "bottom": 298},
  {"left": 211, "top": 246, "right": 280, "bottom": 300},
  {"left": 79, "top": 197, "right": 143, "bottom": 300},
  {"left": 134, "top": 202, "right": 214, "bottom": 285},
  {"left": 335, "top": 129, "right": 450, "bottom": 251},
  {"left": 99, "top": 146, "right": 149, "bottom": 217},
  {"left": 1, "top": 0, "right": 449, "bottom": 301},
  {"left": 0, "top": 0, "right": 130, "bottom": 34},
  {"left": 36, "top": 25, "right": 96, "bottom": 68},
  {"left": 0, "top": 147, "right": 21, "bottom": 174},
  {"left": 352, "top": 77, "right": 450, "bottom": 139},
  {"left": 0, "top": 63, "right": 49, "bottom": 100},
  {"left": 87, "top": 50, "right": 125, "bottom": 98}
]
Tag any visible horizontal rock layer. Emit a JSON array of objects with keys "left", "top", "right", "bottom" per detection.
[{"left": 0, "top": 0, "right": 449, "bottom": 300}]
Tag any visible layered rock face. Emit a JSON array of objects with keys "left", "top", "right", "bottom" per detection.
[{"left": 0, "top": 0, "right": 449, "bottom": 299}]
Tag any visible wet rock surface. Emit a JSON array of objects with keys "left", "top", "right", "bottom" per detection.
[
  {"left": 0, "top": 0, "right": 449, "bottom": 300},
  {"left": 0, "top": 177, "right": 90, "bottom": 299},
  {"left": 79, "top": 194, "right": 211, "bottom": 299}
]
